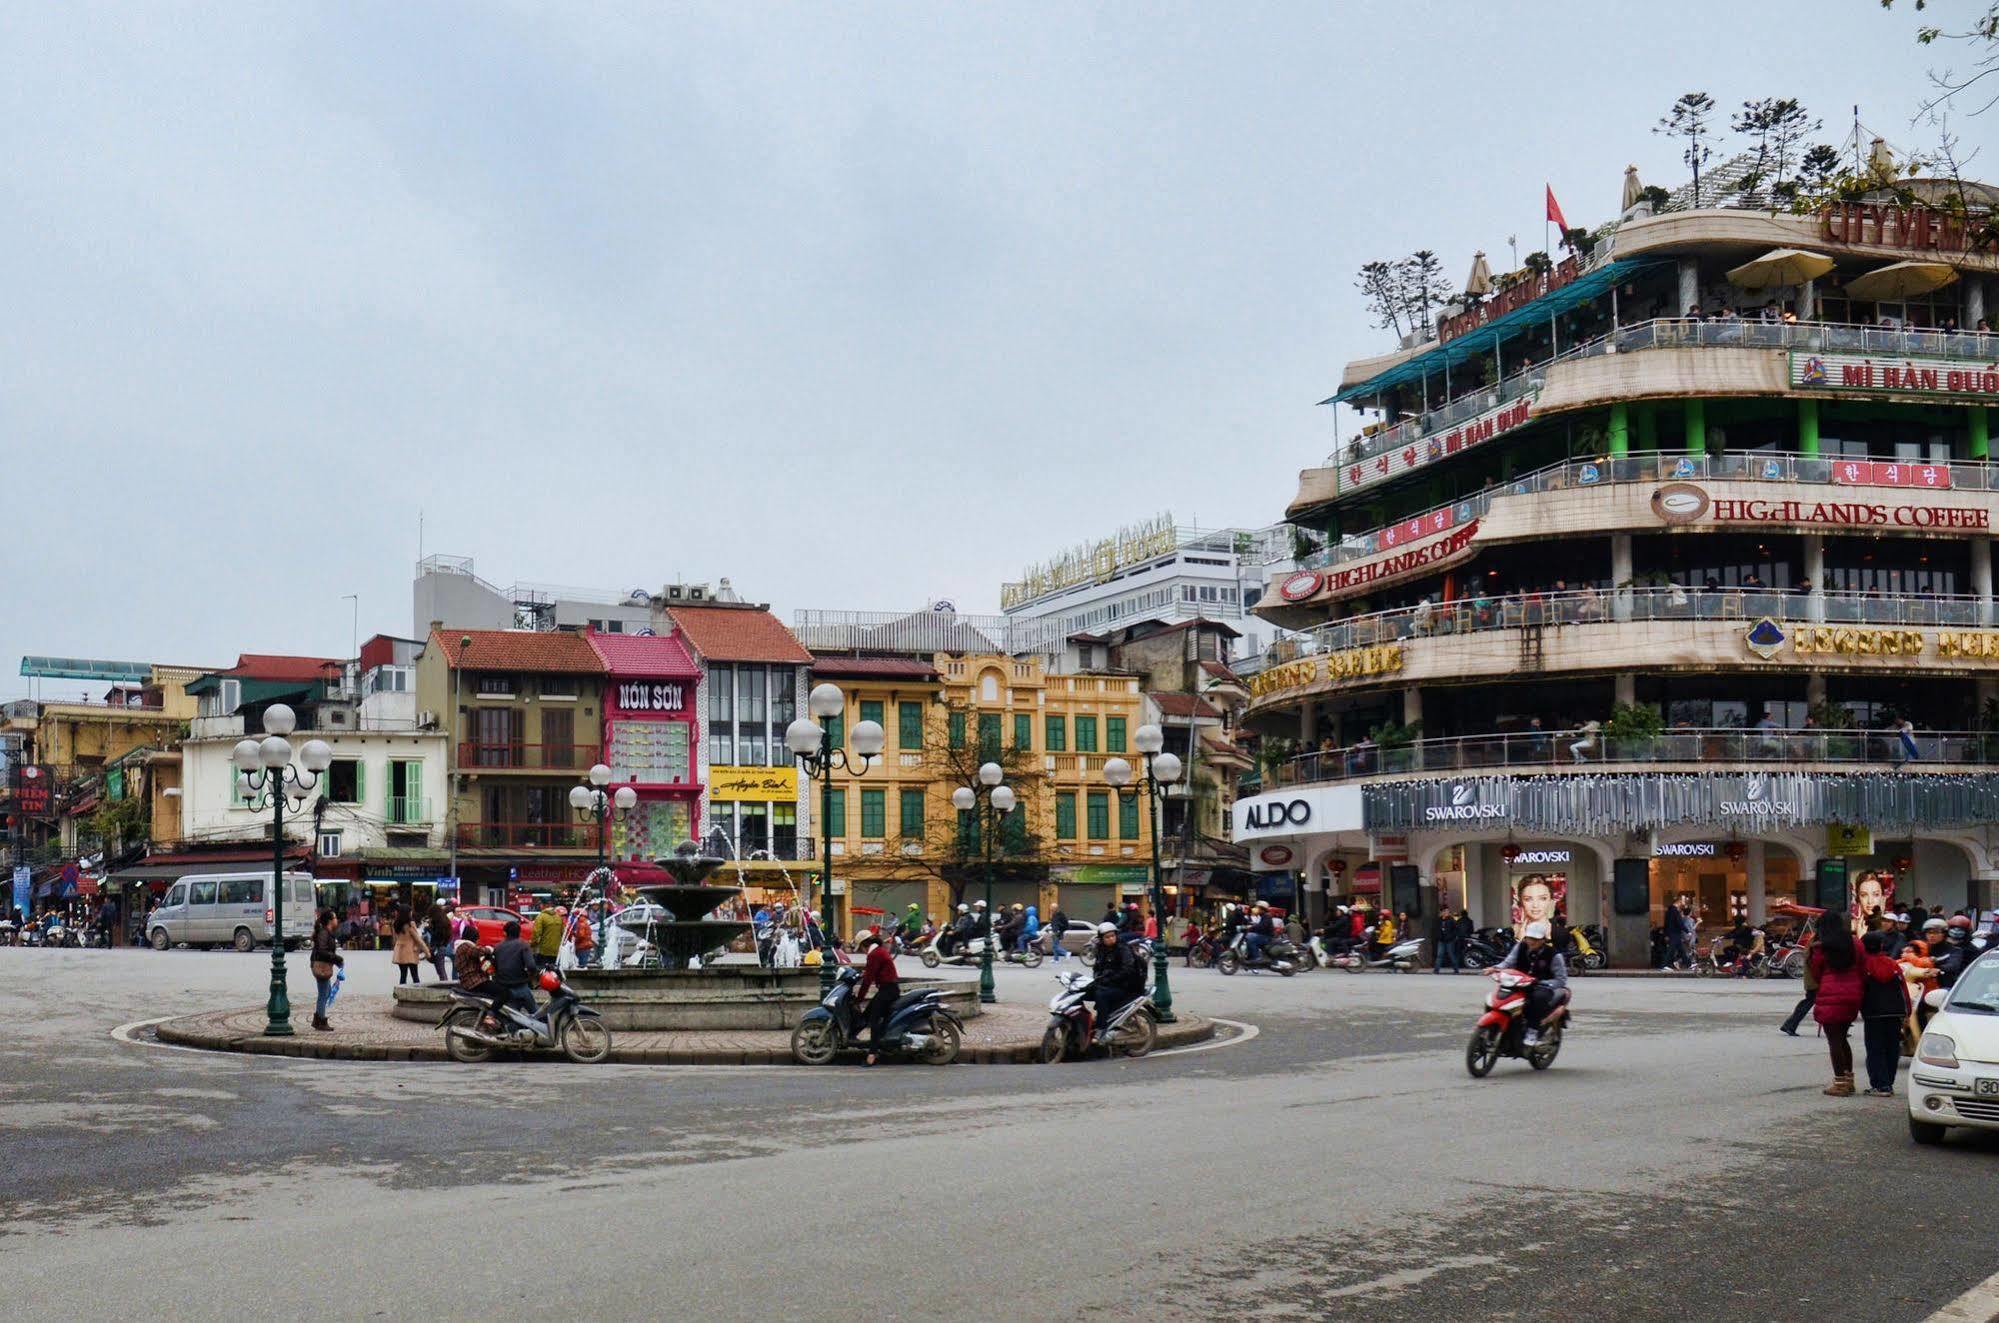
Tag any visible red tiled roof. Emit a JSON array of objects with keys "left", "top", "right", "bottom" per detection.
[
  {"left": 1200, "top": 660, "right": 1247, "bottom": 685},
  {"left": 1068, "top": 632, "right": 1108, "bottom": 645},
  {"left": 1125, "top": 616, "right": 1243, "bottom": 641},
  {"left": 809, "top": 655, "right": 941, "bottom": 681},
  {"left": 666, "top": 605, "right": 812, "bottom": 664},
  {"left": 429, "top": 629, "right": 606, "bottom": 675},
  {"left": 221, "top": 654, "right": 344, "bottom": 682},
  {"left": 586, "top": 631, "right": 700, "bottom": 679},
  {"left": 1149, "top": 691, "right": 1222, "bottom": 719}
]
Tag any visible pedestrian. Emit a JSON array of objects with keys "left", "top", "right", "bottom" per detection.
[
  {"left": 1808, "top": 910, "right": 1864, "bottom": 1096},
  {"left": 308, "top": 908, "right": 344, "bottom": 1033},
  {"left": 1859, "top": 931, "right": 1910, "bottom": 1097},
  {"left": 1779, "top": 940, "right": 1818, "bottom": 1036},
  {"left": 425, "top": 902, "right": 453, "bottom": 981},
  {"left": 391, "top": 910, "right": 429, "bottom": 985},
  {"left": 1895, "top": 718, "right": 1920, "bottom": 767},
  {"left": 1436, "top": 908, "right": 1467, "bottom": 974},
  {"left": 571, "top": 908, "right": 596, "bottom": 970},
  {"left": 1048, "top": 905, "right": 1068, "bottom": 963},
  {"left": 531, "top": 904, "right": 564, "bottom": 971},
  {"left": 1570, "top": 719, "right": 1601, "bottom": 764},
  {"left": 856, "top": 930, "right": 901, "bottom": 1067}
]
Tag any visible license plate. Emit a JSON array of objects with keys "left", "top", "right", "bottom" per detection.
[{"left": 1977, "top": 1079, "right": 1999, "bottom": 1097}]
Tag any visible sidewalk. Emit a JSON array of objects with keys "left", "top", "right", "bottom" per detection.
[{"left": 153, "top": 995, "right": 1218, "bottom": 1064}]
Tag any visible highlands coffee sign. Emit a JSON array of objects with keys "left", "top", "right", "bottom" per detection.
[
  {"left": 1280, "top": 520, "right": 1482, "bottom": 606},
  {"left": 1652, "top": 482, "right": 1988, "bottom": 533}
]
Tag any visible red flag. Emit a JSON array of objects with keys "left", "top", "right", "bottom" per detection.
[{"left": 1545, "top": 184, "right": 1569, "bottom": 235}]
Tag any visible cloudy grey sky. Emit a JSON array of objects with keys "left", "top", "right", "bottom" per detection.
[{"left": 0, "top": 2, "right": 1953, "bottom": 696}]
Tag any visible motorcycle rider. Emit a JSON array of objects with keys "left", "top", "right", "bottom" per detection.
[
  {"left": 1499, "top": 919, "right": 1569, "bottom": 1046},
  {"left": 972, "top": 899, "right": 992, "bottom": 945},
  {"left": 998, "top": 903, "right": 1026, "bottom": 954},
  {"left": 1245, "top": 902, "right": 1276, "bottom": 965},
  {"left": 899, "top": 903, "right": 923, "bottom": 944},
  {"left": 940, "top": 903, "right": 971, "bottom": 957},
  {"left": 1933, "top": 915, "right": 1976, "bottom": 989},
  {"left": 1089, "top": 922, "right": 1147, "bottom": 1043},
  {"left": 487, "top": 920, "right": 540, "bottom": 1022}
]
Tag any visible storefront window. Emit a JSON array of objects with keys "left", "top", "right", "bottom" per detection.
[{"left": 707, "top": 665, "right": 734, "bottom": 766}]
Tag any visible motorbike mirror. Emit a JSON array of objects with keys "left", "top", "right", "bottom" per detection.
[{"left": 1924, "top": 987, "right": 1949, "bottom": 1010}]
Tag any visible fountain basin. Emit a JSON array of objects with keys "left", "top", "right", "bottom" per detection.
[{"left": 390, "top": 966, "right": 980, "bottom": 1031}]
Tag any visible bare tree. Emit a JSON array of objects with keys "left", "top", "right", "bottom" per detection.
[
  {"left": 1885, "top": 0, "right": 1999, "bottom": 117},
  {"left": 923, "top": 703, "right": 1046, "bottom": 909},
  {"left": 1656, "top": 92, "right": 1717, "bottom": 207}
]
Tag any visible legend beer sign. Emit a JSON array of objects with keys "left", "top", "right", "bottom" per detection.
[{"left": 1792, "top": 352, "right": 1999, "bottom": 401}]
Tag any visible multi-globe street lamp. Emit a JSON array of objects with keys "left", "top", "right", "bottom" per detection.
[
  {"left": 569, "top": 762, "right": 637, "bottom": 967},
  {"left": 785, "top": 683, "right": 884, "bottom": 995},
  {"left": 229, "top": 703, "right": 333, "bottom": 1037},
  {"left": 951, "top": 762, "right": 1015, "bottom": 1005},
  {"left": 1104, "top": 723, "right": 1182, "bottom": 1023}
]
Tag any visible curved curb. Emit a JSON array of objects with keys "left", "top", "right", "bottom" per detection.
[{"left": 145, "top": 1007, "right": 1219, "bottom": 1065}]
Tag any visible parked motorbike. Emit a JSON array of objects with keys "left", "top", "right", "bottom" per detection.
[
  {"left": 1330, "top": 933, "right": 1426, "bottom": 973},
  {"left": 917, "top": 930, "right": 1041, "bottom": 969},
  {"left": 790, "top": 966, "right": 961, "bottom": 1065},
  {"left": 1186, "top": 933, "right": 1219, "bottom": 969},
  {"left": 1214, "top": 931, "right": 1298, "bottom": 977},
  {"left": 1463, "top": 928, "right": 1514, "bottom": 970},
  {"left": 440, "top": 971, "right": 612, "bottom": 1064},
  {"left": 1571, "top": 925, "right": 1608, "bottom": 972},
  {"left": 1465, "top": 968, "right": 1570, "bottom": 1077},
  {"left": 1038, "top": 969, "right": 1157, "bottom": 1061}
]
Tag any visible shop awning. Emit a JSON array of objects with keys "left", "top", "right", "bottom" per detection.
[
  {"left": 110, "top": 849, "right": 310, "bottom": 884},
  {"left": 1323, "top": 259, "right": 1666, "bottom": 405}
]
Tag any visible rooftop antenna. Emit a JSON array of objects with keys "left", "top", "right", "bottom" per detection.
[
  {"left": 1852, "top": 104, "right": 1862, "bottom": 174},
  {"left": 343, "top": 594, "right": 358, "bottom": 660},
  {"left": 1506, "top": 234, "right": 1518, "bottom": 269}
]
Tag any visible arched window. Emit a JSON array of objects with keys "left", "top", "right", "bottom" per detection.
[{"left": 979, "top": 671, "right": 1001, "bottom": 703}]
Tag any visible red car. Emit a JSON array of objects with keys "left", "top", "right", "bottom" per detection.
[{"left": 456, "top": 906, "right": 527, "bottom": 946}]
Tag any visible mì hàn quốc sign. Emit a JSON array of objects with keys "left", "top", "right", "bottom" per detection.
[{"left": 1793, "top": 351, "right": 1999, "bottom": 400}]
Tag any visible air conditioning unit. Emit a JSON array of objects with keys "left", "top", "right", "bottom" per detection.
[
  {"left": 418, "top": 710, "right": 437, "bottom": 728},
  {"left": 662, "top": 585, "right": 685, "bottom": 601},
  {"left": 688, "top": 586, "right": 707, "bottom": 602}
]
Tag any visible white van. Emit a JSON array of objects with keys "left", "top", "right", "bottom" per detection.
[{"left": 148, "top": 872, "right": 317, "bottom": 952}]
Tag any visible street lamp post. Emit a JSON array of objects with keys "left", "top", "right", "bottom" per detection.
[
  {"left": 230, "top": 704, "right": 333, "bottom": 1037},
  {"left": 570, "top": 763, "right": 637, "bottom": 967},
  {"left": 951, "top": 763, "right": 1015, "bottom": 1005},
  {"left": 785, "top": 683, "right": 884, "bottom": 995},
  {"left": 1104, "top": 723, "right": 1181, "bottom": 1023}
]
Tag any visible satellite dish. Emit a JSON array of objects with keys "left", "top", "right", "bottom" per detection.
[
  {"left": 634, "top": 627, "right": 657, "bottom": 637},
  {"left": 931, "top": 599, "right": 957, "bottom": 613},
  {"left": 628, "top": 589, "right": 650, "bottom": 603}
]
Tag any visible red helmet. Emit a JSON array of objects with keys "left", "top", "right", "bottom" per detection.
[
  {"left": 1948, "top": 915, "right": 1973, "bottom": 931},
  {"left": 538, "top": 971, "right": 562, "bottom": 992}
]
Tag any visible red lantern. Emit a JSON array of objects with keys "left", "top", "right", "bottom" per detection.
[
  {"left": 1894, "top": 856, "right": 1911, "bottom": 873},
  {"left": 1328, "top": 859, "right": 1348, "bottom": 876},
  {"left": 1726, "top": 841, "right": 1747, "bottom": 863},
  {"left": 1502, "top": 843, "right": 1521, "bottom": 864}
]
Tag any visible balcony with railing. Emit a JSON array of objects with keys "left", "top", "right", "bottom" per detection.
[
  {"left": 386, "top": 794, "right": 429, "bottom": 825},
  {"left": 1263, "top": 727, "right": 1993, "bottom": 789},
  {"left": 454, "top": 821, "right": 596, "bottom": 850},
  {"left": 456, "top": 742, "right": 601, "bottom": 771},
  {"left": 1330, "top": 318, "right": 1999, "bottom": 473}
]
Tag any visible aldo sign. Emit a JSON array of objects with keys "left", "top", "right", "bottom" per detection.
[{"left": 1232, "top": 784, "right": 1364, "bottom": 844}]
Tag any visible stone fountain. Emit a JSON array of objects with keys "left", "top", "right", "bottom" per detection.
[{"left": 390, "top": 839, "right": 977, "bottom": 1031}]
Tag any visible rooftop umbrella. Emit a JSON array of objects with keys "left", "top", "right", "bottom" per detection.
[
  {"left": 1725, "top": 248, "right": 1835, "bottom": 290},
  {"left": 1622, "top": 164, "right": 1642, "bottom": 211},
  {"left": 1868, "top": 136, "right": 1896, "bottom": 184},
  {"left": 1844, "top": 260, "right": 1958, "bottom": 302},
  {"left": 1465, "top": 251, "right": 1493, "bottom": 297}
]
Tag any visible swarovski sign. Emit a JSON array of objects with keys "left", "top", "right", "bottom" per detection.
[{"left": 1422, "top": 782, "right": 1509, "bottom": 823}]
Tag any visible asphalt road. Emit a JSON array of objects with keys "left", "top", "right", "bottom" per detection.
[{"left": 2, "top": 946, "right": 1994, "bottom": 1322}]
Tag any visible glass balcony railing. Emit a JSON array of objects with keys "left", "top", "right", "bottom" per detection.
[
  {"left": 1266, "top": 727, "right": 1994, "bottom": 787},
  {"left": 1278, "top": 586, "right": 1986, "bottom": 671},
  {"left": 1301, "top": 448, "right": 1998, "bottom": 572},
  {"left": 1331, "top": 318, "right": 1999, "bottom": 472}
]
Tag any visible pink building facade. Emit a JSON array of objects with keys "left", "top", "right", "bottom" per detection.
[{"left": 586, "top": 631, "right": 703, "bottom": 863}]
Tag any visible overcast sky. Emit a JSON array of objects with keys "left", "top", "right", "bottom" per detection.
[{"left": 0, "top": 2, "right": 1954, "bottom": 698}]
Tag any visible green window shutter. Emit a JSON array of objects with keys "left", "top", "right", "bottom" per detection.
[
  {"left": 949, "top": 711, "right": 967, "bottom": 749},
  {"left": 860, "top": 700, "right": 884, "bottom": 728},
  {"left": 977, "top": 712, "right": 1001, "bottom": 756},
  {"left": 1119, "top": 792, "right": 1140, "bottom": 840},
  {"left": 1003, "top": 806, "right": 1028, "bottom": 851},
  {"left": 1086, "top": 791, "right": 1109, "bottom": 839},
  {"left": 826, "top": 713, "right": 844, "bottom": 749},
  {"left": 1076, "top": 717, "right": 1098, "bottom": 753},
  {"left": 898, "top": 702, "right": 924, "bottom": 749},
  {"left": 826, "top": 788, "right": 846, "bottom": 838},
  {"left": 899, "top": 788, "right": 925, "bottom": 839},
  {"left": 1045, "top": 716, "right": 1066, "bottom": 752},
  {"left": 1107, "top": 717, "right": 1127, "bottom": 753},
  {"left": 1055, "top": 792, "right": 1077, "bottom": 839},
  {"left": 957, "top": 808, "right": 980, "bottom": 853},
  {"left": 1013, "top": 713, "right": 1032, "bottom": 750},
  {"left": 860, "top": 788, "right": 885, "bottom": 838},
  {"left": 355, "top": 759, "right": 366, "bottom": 806}
]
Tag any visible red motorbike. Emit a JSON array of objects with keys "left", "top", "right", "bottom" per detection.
[{"left": 1466, "top": 968, "right": 1570, "bottom": 1077}]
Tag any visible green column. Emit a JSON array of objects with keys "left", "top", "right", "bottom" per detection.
[
  {"left": 1971, "top": 407, "right": 1991, "bottom": 461},
  {"left": 1637, "top": 403, "right": 1658, "bottom": 452},
  {"left": 1798, "top": 398, "right": 1820, "bottom": 457},
  {"left": 1685, "top": 399, "right": 1707, "bottom": 456},
  {"left": 1608, "top": 401, "right": 1630, "bottom": 457}
]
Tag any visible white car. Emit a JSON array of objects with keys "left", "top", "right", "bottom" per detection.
[
  {"left": 1909, "top": 952, "right": 1999, "bottom": 1145},
  {"left": 1034, "top": 920, "right": 1101, "bottom": 956}
]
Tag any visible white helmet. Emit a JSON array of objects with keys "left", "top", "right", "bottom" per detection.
[
  {"left": 974, "top": 899, "right": 988, "bottom": 908},
  {"left": 1523, "top": 920, "right": 1553, "bottom": 940},
  {"left": 1097, "top": 921, "right": 1119, "bottom": 935},
  {"left": 957, "top": 904, "right": 969, "bottom": 913}
]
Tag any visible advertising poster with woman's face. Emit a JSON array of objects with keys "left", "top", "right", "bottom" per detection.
[
  {"left": 1512, "top": 873, "right": 1566, "bottom": 932},
  {"left": 1852, "top": 870, "right": 1894, "bottom": 921}
]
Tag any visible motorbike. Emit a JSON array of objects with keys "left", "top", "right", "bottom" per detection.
[
  {"left": 1330, "top": 933, "right": 1427, "bottom": 973},
  {"left": 1038, "top": 968, "right": 1158, "bottom": 1061},
  {"left": 917, "top": 929, "right": 1041, "bottom": 969},
  {"left": 440, "top": 971, "right": 613, "bottom": 1064},
  {"left": 1570, "top": 925, "right": 1608, "bottom": 972},
  {"left": 1214, "top": 930, "right": 1298, "bottom": 976},
  {"left": 790, "top": 966, "right": 962, "bottom": 1065},
  {"left": 1186, "top": 933, "right": 1219, "bottom": 969},
  {"left": 1465, "top": 968, "right": 1570, "bottom": 1077},
  {"left": 1463, "top": 928, "right": 1513, "bottom": 970}
]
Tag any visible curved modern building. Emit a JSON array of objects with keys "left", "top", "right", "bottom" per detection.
[{"left": 1233, "top": 183, "right": 1999, "bottom": 963}]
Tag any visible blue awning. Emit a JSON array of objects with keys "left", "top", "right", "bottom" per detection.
[{"left": 1323, "top": 259, "right": 1666, "bottom": 405}]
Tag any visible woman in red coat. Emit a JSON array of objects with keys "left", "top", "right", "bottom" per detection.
[{"left": 1808, "top": 911, "right": 1864, "bottom": 1096}]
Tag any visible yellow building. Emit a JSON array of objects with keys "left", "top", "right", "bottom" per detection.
[{"left": 812, "top": 652, "right": 1153, "bottom": 934}]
